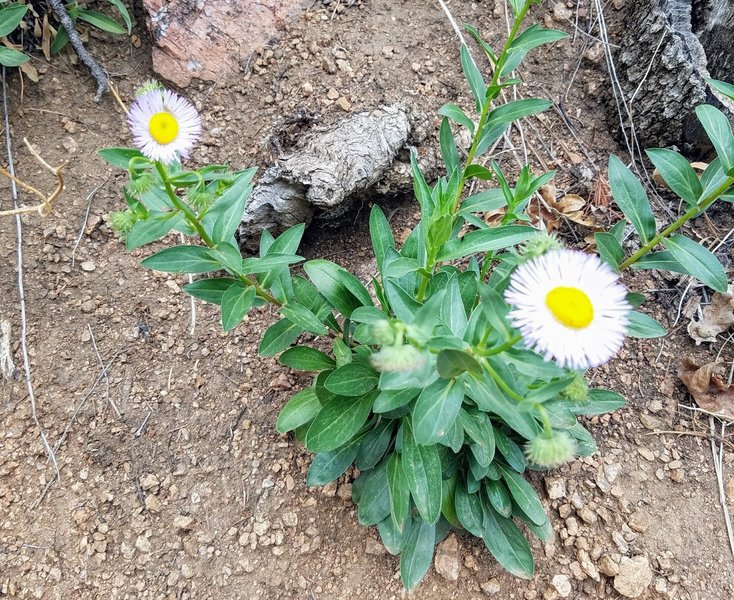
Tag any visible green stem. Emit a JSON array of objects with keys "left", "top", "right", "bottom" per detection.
[
  {"left": 154, "top": 161, "right": 283, "bottom": 307},
  {"left": 619, "top": 176, "right": 734, "bottom": 271},
  {"left": 450, "top": 0, "right": 532, "bottom": 216},
  {"left": 484, "top": 333, "right": 522, "bottom": 356},
  {"left": 536, "top": 404, "right": 554, "bottom": 437},
  {"left": 484, "top": 359, "right": 524, "bottom": 403}
]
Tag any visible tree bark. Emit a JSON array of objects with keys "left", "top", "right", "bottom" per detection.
[{"left": 614, "top": 0, "right": 734, "bottom": 155}]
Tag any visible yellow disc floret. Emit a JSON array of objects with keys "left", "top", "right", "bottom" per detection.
[
  {"left": 148, "top": 111, "right": 179, "bottom": 145},
  {"left": 546, "top": 286, "right": 594, "bottom": 329}
]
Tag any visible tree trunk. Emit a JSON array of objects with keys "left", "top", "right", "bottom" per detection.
[{"left": 614, "top": 0, "right": 734, "bottom": 155}]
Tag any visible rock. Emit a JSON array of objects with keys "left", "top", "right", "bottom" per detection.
[
  {"left": 639, "top": 414, "right": 662, "bottom": 430},
  {"left": 80, "top": 261, "right": 96, "bottom": 272},
  {"left": 577, "top": 549, "right": 600, "bottom": 581},
  {"left": 253, "top": 521, "right": 270, "bottom": 537},
  {"left": 301, "top": 82, "right": 313, "bottom": 97},
  {"left": 551, "top": 574, "right": 572, "bottom": 597},
  {"left": 480, "top": 578, "right": 501, "bottom": 595},
  {"left": 598, "top": 555, "right": 620, "bottom": 577},
  {"left": 336, "top": 97, "right": 352, "bottom": 112},
  {"left": 142, "top": 0, "right": 306, "bottom": 87},
  {"left": 613, "top": 556, "right": 653, "bottom": 598},
  {"left": 627, "top": 511, "right": 650, "bottom": 533},
  {"left": 365, "top": 538, "right": 386, "bottom": 556},
  {"left": 434, "top": 534, "right": 460, "bottom": 582},
  {"left": 282, "top": 512, "right": 298, "bottom": 528},
  {"left": 565, "top": 517, "right": 579, "bottom": 537},
  {"left": 173, "top": 516, "right": 194, "bottom": 532},
  {"left": 545, "top": 477, "right": 567, "bottom": 500},
  {"left": 638, "top": 447, "right": 655, "bottom": 461},
  {"left": 326, "top": 87, "right": 340, "bottom": 100},
  {"left": 140, "top": 474, "right": 159, "bottom": 492},
  {"left": 578, "top": 507, "right": 598, "bottom": 525},
  {"left": 135, "top": 535, "right": 152, "bottom": 553}
]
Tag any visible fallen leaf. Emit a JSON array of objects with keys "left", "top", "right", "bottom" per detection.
[
  {"left": 687, "top": 287, "right": 734, "bottom": 344},
  {"left": 679, "top": 359, "right": 734, "bottom": 419}
]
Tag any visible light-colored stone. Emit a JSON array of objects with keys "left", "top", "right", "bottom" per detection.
[
  {"left": 135, "top": 535, "right": 151, "bottom": 553},
  {"left": 434, "top": 534, "right": 460, "bottom": 582},
  {"left": 365, "top": 538, "right": 386, "bottom": 556},
  {"left": 545, "top": 477, "right": 567, "bottom": 500},
  {"left": 613, "top": 556, "right": 653, "bottom": 598},
  {"left": 551, "top": 574, "right": 572, "bottom": 597},
  {"left": 173, "top": 515, "right": 194, "bottom": 532},
  {"left": 481, "top": 578, "right": 501, "bottom": 595},
  {"left": 598, "top": 555, "right": 620, "bottom": 577}
]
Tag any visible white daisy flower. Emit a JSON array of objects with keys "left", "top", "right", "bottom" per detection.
[
  {"left": 504, "top": 249, "right": 630, "bottom": 370},
  {"left": 128, "top": 89, "right": 202, "bottom": 164}
]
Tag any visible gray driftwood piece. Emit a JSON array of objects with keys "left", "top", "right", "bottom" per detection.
[
  {"left": 236, "top": 105, "right": 416, "bottom": 251},
  {"left": 615, "top": 0, "right": 734, "bottom": 153}
]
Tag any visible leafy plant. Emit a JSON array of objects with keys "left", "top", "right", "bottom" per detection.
[
  {"left": 101, "top": 2, "right": 734, "bottom": 592},
  {"left": 0, "top": 2, "right": 30, "bottom": 67},
  {"left": 50, "top": 0, "right": 132, "bottom": 55}
]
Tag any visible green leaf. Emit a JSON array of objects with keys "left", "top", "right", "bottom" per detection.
[
  {"left": 632, "top": 250, "right": 688, "bottom": 274},
  {"left": 50, "top": 24, "right": 70, "bottom": 54},
  {"left": 595, "top": 232, "right": 624, "bottom": 269},
  {"left": 241, "top": 253, "right": 303, "bottom": 275},
  {"left": 259, "top": 318, "right": 302, "bottom": 356},
  {"left": 304, "top": 260, "right": 370, "bottom": 318},
  {"left": 696, "top": 104, "right": 734, "bottom": 175},
  {"left": 369, "top": 205, "right": 395, "bottom": 274},
  {"left": 662, "top": 234, "right": 727, "bottom": 292},
  {"left": 356, "top": 420, "right": 394, "bottom": 471},
  {"left": 281, "top": 303, "right": 328, "bottom": 335},
  {"left": 126, "top": 212, "right": 181, "bottom": 250},
  {"left": 646, "top": 148, "right": 702, "bottom": 206},
  {"left": 105, "top": 0, "right": 132, "bottom": 33},
  {"left": 440, "top": 117, "right": 460, "bottom": 175},
  {"left": 383, "top": 279, "right": 421, "bottom": 321},
  {"left": 626, "top": 311, "right": 666, "bottom": 339},
  {"left": 305, "top": 392, "right": 376, "bottom": 452},
  {"left": 463, "top": 164, "right": 494, "bottom": 180},
  {"left": 436, "top": 349, "right": 482, "bottom": 379},
  {"left": 388, "top": 453, "right": 411, "bottom": 532},
  {"left": 494, "top": 428, "right": 527, "bottom": 473},
  {"left": 183, "top": 277, "right": 238, "bottom": 305},
  {"left": 324, "top": 364, "right": 378, "bottom": 397},
  {"left": 505, "top": 25, "right": 567, "bottom": 74},
  {"left": 608, "top": 155, "right": 656, "bottom": 243},
  {"left": 373, "top": 388, "right": 419, "bottom": 413},
  {"left": 438, "top": 103, "right": 475, "bottom": 133},
  {"left": 378, "top": 514, "right": 408, "bottom": 555},
  {"left": 498, "top": 465, "right": 546, "bottom": 526},
  {"left": 455, "top": 482, "right": 484, "bottom": 536},
  {"left": 488, "top": 98, "right": 552, "bottom": 128},
  {"left": 98, "top": 147, "right": 145, "bottom": 169},
  {"left": 279, "top": 346, "right": 335, "bottom": 372},
  {"left": 400, "top": 519, "right": 436, "bottom": 591},
  {"left": 482, "top": 506, "right": 534, "bottom": 579},
  {"left": 78, "top": 8, "right": 127, "bottom": 34},
  {"left": 357, "top": 459, "right": 392, "bottom": 526},
  {"left": 276, "top": 388, "right": 321, "bottom": 433},
  {"left": 485, "top": 480, "right": 513, "bottom": 518},
  {"left": 412, "top": 379, "right": 464, "bottom": 445},
  {"left": 708, "top": 77, "right": 734, "bottom": 101},
  {"left": 141, "top": 245, "right": 220, "bottom": 273},
  {"left": 220, "top": 283, "right": 255, "bottom": 331},
  {"left": 437, "top": 225, "right": 536, "bottom": 261},
  {"left": 211, "top": 180, "right": 253, "bottom": 244},
  {"left": 574, "top": 388, "right": 626, "bottom": 416},
  {"left": 465, "top": 376, "right": 540, "bottom": 440},
  {"left": 464, "top": 23, "right": 497, "bottom": 64},
  {"left": 460, "top": 44, "right": 486, "bottom": 112},
  {"left": 568, "top": 421, "right": 597, "bottom": 456},
  {"left": 401, "top": 420, "right": 442, "bottom": 524},
  {"left": 0, "top": 3, "right": 28, "bottom": 38},
  {"left": 0, "top": 46, "right": 27, "bottom": 67},
  {"left": 507, "top": 0, "right": 523, "bottom": 18},
  {"left": 307, "top": 437, "right": 361, "bottom": 486}
]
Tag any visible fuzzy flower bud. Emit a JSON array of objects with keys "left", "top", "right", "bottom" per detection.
[
  {"left": 371, "top": 319, "right": 398, "bottom": 346},
  {"left": 519, "top": 232, "right": 563, "bottom": 260},
  {"left": 370, "top": 345, "right": 425, "bottom": 373},
  {"left": 561, "top": 373, "right": 589, "bottom": 403},
  {"left": 109, "top": 209, "right": 138, "bottom": 237},
  {"left": 187, "top": 190, "right": 216, "bottom": 210},
  {"left": 135, "top": 79, "right": 164, "bottom": 97},
  {"left": 127, "top": 172, "right": 155, "bottom": 196},
  {"left": 524, "top": 431, "right": 577, "bottom": 468}
]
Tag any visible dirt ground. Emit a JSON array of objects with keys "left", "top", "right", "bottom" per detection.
[{"left": 2, "top": 1, "right": 734, "bottom": 599}]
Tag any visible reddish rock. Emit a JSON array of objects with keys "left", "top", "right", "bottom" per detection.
[{"left": 143, "top": 0, "right": 308, "bottom": 87}]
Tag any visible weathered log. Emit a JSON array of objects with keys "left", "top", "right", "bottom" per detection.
[
  {"left": 614, "top": 0, "right": 734, "bottom": 154},
  {"left": 236, "top": 105, "right": 432, "bottom": 252}
]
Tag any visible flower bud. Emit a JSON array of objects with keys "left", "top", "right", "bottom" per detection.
[
  {"left": 371, "top": 319, "right": 397, "bottom": 346},
  {"left": 519, "top": 232, "right": 562, "bottom": 260},
  {"left": 127, "top": 172, "right": 155, "bottom": 196},
  {"left": 135, "top": 79, "right": 164, "bottom": 97},
  {"left": 561, "top": 373, "right": 589, "bottom": 403},
  {"left": 109, "top": 209, "right": 138, "bottom": 237},
  {"left": 370, "top": 345, "right": 425, "bottom": 373},
  {"left": 524, "top": 431, "right": 577, "bottom": 468},
  {"left": 187, "top": 190, "right": 216, "bottom": 210}
]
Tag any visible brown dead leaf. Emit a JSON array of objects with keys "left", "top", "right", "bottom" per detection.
[
  {"left": 687, "top": 287, "right": 734, "bottom": 344},
  {"left": 680, "top": 359, "right": 734, "bottom": 419}
]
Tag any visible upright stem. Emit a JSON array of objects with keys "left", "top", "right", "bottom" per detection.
[
  {"left": 153, "top": 162, "right": 282, "bottom": 307},
  {"left": 619, "top": 176, "right": 734, "bottom": 271}
]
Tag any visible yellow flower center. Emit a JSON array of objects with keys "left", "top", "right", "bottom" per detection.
[
  {"left": 546, "top": 286, "right": 594, "bottom": 329},
  {"left": 148, "top": 111, "right": 179, "bottom": 145}
]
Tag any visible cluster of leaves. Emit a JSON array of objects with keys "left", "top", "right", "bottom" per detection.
[
  {"left": 101, "top": 0, "right": 734, "bottom": 592},
  {"left": 0, "top": 0, "right": 131, "bottom": 70}
]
